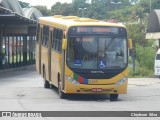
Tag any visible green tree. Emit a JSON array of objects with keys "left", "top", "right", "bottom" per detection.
[
  {"left": 18, "top": 1, "right": 30, "bottom": 8},
  {"left": 136, "top": 44, "right": 156, "bottom": 70},
  {"left": 51, "top": 2, "right": 73, "bottom": 16},
  {"left": 152, "top": 0, "right": 160, "bottom": 10},
  {"left": 61, "top": 3, "right": 73, "bottom": 16},
  {"left": 139, "top": 0, "right": 160, "bottom": 13},
  {"left": 87, "top": 0, "right": 108, "bottom": 19},
  {"left": 130, "top": 0, "right": 139, "bottom": 4},
  {"left": 34, "top": 5, "right": 50, "bottom": 16},
  {"left": 72, "top": 0, "right": 89, "bottom": 16},
  {"left": 127, "top": 23, "right": 147, "bottom": 46},
  {"left": 51, "top": 2, "right": 62, "bottom": 15}
]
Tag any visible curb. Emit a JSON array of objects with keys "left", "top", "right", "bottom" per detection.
[{"left": 0, "top": 65, "right": 36, "bottom": 73}]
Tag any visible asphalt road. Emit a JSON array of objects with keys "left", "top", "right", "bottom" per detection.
[{"left": 0, "top": 67, "right": 160, "bottom": 120}]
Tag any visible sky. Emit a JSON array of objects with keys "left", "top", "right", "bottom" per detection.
[{"left": 19, "top": 0, "right": 72, "bottom": 9}]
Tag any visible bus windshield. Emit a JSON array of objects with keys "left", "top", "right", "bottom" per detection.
[{"left": 67, "top": 36, "right": 127, "bottom": 70}]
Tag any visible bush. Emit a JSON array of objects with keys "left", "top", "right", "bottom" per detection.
[
  {"left": 129, "top": 65, "right": 154, "bottom": 78},
  {"left": 129, "top": 44, "right": 156, "bottom": 78},
  {"left": 136, "top": 44, "right": 156, "bottom": 70}
]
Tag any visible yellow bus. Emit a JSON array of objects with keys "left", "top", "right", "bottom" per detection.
[{"left": 36, "top": 15, "right": 132, "bottom": 101}]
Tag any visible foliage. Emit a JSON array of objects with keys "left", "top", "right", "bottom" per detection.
[
  {"left": 34, "top": 6, "right": 51, "bottom": 16},
  {"left": 152, "top": 0, "right": 160, "bottom": 10},
  {"left": 136, "top": 44, "right": 156, "bottom": 70},
  {"left": 72, "top": 0, "right": 89, "bottom": 16},
  {"left": 19, "top": 0, "right": 160, "bottom": 19},
  {"left": 129, "top": 41, "right": 156, "bottom": 77},
  {"left": 129, "top": 43, "right": 156, "bottom": 77},
  {"left": 129, "top": 64, "right": 154, "bottom": 78},
  {"left": 87, "top": 0, "right": 109, "bottom": 19},
  {"left": 126, "top": 23, "right": 147, "bottom": 46},
  {"left": 139, "top": 0, "right": 160, "bottom": 13},
  {"left": 51, "top": 2, "right": 73, "bottom": 16},
  {"left": 18, "top": 0, "right": 159, "bottom": 77},
  {"left": 18, "top": 1, "right": 30, "bottom": 8}
]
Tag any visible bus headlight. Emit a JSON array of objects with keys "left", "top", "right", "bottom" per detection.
[
  {"left": 115, "top": 77, "right": 128, "bottom": 86},
  {"left": 67, "top": 77, "right": 80, "bottom": 85}
]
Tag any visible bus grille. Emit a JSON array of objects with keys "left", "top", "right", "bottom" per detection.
[{"left": 78, "top": 73, "right": 118, "bottom": 79}]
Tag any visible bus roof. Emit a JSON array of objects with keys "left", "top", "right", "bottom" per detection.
[{"left": 38, "top": 15, "right": 126, "bottom": 30}]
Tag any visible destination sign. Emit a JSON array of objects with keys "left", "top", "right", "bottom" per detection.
[{"left": 69, "top": 26, "right": 126, "bottom": 35}]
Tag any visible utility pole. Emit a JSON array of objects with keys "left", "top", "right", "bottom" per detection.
[
  {"left": 132, "top": 47, "right": 136, "bottom": 72},
  {"left": 150, "top": 0, "right": 152, "bottom": 12}
]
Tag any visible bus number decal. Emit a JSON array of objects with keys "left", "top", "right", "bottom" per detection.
[{"left": 89, "top": 79, "right": 98, "bottom": 84}]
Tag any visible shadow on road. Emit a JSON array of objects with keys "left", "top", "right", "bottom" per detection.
[
  {"left": 0, "top": 66, "right": 37, "bottom": 78},
  {"left": 66, "top": 94, "right": 110, "bottom": 101},
  {"left": 50, "top": 86, "right": 111, "bottom": 101}
]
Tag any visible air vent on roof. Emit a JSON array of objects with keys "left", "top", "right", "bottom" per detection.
[
  {"left": 53, "top": 15, "right": 63, "bottom": 18},
  {"left": 62, "top": 16, "right": 79, "bottom": 19},
  {"left": 74, "top": 18, "right": 99, "bottom": 22}
]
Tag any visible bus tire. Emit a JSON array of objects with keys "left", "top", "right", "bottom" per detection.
[
  {"left": 43, "top": 69, "right": 50, "bottom": 88},
  {"left": 110, "top": 94, "right": 118, "bottom": 101},
  {"left": 58, "top": 83, "right": 65, "bottom": 99},
  {"left": 51, "top": 84, "right": 56, "bottom": 89}
]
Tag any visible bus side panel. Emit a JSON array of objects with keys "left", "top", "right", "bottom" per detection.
[
  {"left": 43, "top": 30, "right": 52, "bottom": 82},
  {"left": 41, "top": 46, "right": 49, "bottom": 80},
  {"left": 48, "top": 31, "right": 52, "bottom": 82},
  {"left": 51, "top": 52, "right": 61, "bottom": 88},
  {"left": 51, "top": 52, "right": 56, "bottom": 87}
]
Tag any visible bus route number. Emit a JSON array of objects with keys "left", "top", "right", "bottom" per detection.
[{"left": 89, "top": 79, "right": 98, "bottom": 84}]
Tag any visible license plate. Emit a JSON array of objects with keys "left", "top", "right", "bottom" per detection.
[{"left": 92, "top": 88, "right": 102, "bottom": 92}]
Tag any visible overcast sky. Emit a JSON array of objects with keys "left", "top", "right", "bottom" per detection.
[{"left": 19, "top": 0, "right": 72, "bottom": 9}]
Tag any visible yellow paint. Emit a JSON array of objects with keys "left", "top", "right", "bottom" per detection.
[
  {"left": 64, "top": 66, "right": 128, "bottom": 94},
  {"left": 36, "top": 15, "right": 129, "bottom": 95},
  {"left": 64, "top": 78, "right": 128, "bottom": 94}
]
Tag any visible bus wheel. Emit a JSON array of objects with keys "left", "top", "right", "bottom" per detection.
[
  {"left": 110, "top": 94, "right": 118, "bottom": 101},
  {"left": 43, "top": 69, "right": 50, "bottom": 88},
  {"left": 58, "top": 83, "right": 65, "bottom": 99},
  {"left": 51, "top": 84, "right": 56, "bottom": 89}
]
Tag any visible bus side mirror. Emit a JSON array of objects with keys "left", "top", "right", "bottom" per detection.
[
  {"left": 62, "top": 39, "right": 67, "bottom": 50},
  {"left": 128, "top": 39, "right": 133, "bottom": 49}
]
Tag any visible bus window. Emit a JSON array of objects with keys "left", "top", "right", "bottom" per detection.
[
  {"left": 42, "top": 26, "right": 49, "bottom": 47},
  {"left": 58, "top": 30, "right": 63, "bottom": 52},
  {"left": 52, "top": 28, "right": 63, "bottom": 52},
  {"left": 156, "top": 54, "right": 160, "bottom": 60},
  {"left": 55, "top": 29, "right": 59, "bottom": 51},
  {"left": 36, "top": 24, "right": 40, "bottom": 43},
  {"left": 53, "top": 28, "right": 58, "bottom": 51},
  {"left": 50, "top": 30, "right": 53, "bottom": 49},
  {"left": 53, "top": 28, "right": 56, "bottom": 50}
]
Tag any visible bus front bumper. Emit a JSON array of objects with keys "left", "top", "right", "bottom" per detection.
[{"left": 64, "top": 79, "right": 128, "bottom": 94}]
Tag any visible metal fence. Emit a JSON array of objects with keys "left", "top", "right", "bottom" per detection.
[
  {"left": 0, "top": 35, "right": 36, "bottom": 70},
  {"left": 0, "top": 7, "right": 38, "bottom": 70}
]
